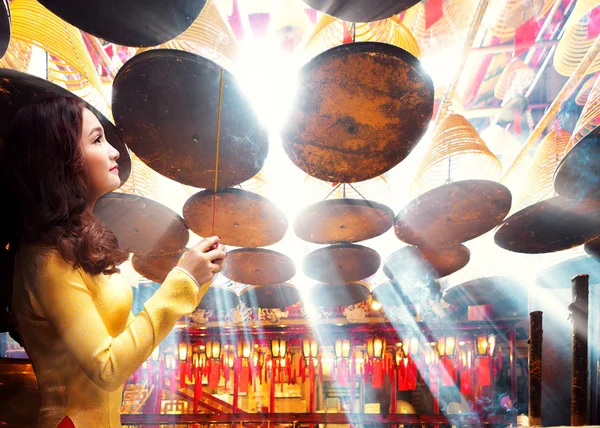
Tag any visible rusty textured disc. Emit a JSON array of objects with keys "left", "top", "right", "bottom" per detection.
[
  {"left": 0, "top": 1, "right": 9, "bottom": 60},
  {"left": 303, "top": 243, "right": 380, "bottom": 283},
  {"left": 37, "top": 0, "right": 206, "bottom": 47},
  {"left": 306, "top": 282, "right": 370, "bottom": 307},
  {"left": 554, "top": 127, "right": 600, "bottom": 200},
  {"left": 94, "top": 193, "right": 189, "bottom": 255},
  {"left": 442, "top": 276, "right": 525, "bottom": 307},
  {"left": 0, "top": 69, "right": 131, "bottom": 183},
  {"left": 282, "top": 42, "right": 433, "bottom": 183},
  {"left": 494, "top": 196, "right": 600, "bottom": 253},
  {"left": 585, "top": 235, "right": 600, "bottom": 259},
  {"left": 197, "top": 286, "right": 239, "bottom": 313},
  {"left": 239, "top": 283, "right": 301, "bottom": 310},
  {"left": 303, "top": 0, "right": 421, "bottom": 22},
  {"left": 183, "top": 188, "right": 287, "bottom": 248},
  {"left": 395, "top": 180, "right": 512, "bottom": 246},
  {"left": 294, "top": 198, "right": 394, "bottom": 244},
  {"left": 383, "top": 244, "right": 470, "bottom": 284},
  {"left": 536, "top": 255, "right": 600, "bottom": 288},
  {"left": 113, "top": 49, "right": 268, "bottom": 189},
  {"left": 132, "top": 249, "right": 184, "bottom": 284},
  {"left": 222, "top": 248, "right": 296, "bottom": 286}
]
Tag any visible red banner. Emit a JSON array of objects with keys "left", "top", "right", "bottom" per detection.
[{"left": 425, "top": 0, "right": 444, "bottom": 29}]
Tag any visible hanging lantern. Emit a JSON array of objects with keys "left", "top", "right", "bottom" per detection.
[
  {"left": 488, "top": 334, "right": 496, "bottom": 357},
  {"left": 302, "top": 338, "right": 319, "bottom": 362},
  {"left": 438, "top": 336, "right": 457, "bottom": 357},
  {"left": 205, "top": 337, "right": 222, "bottom": 361},
  {"left": 476, "top": 335, "right": 489, "bottom": 357},
  {"left": 237, "top": 338, "right": 252, "bottom": 359},
  {"left": 409, "top": 337, "right": 420, "bottom": 357},
  {"left": 252, "top": 349, "right": 264, "bottom": 368},
  {"left": 367, "top": 336, "right": 386, "bottom": 360},
  {"left": 401, "top": 337, "right": 410, "bottom": 359},
  {"left": 178, "top": 343, "right": 188, "bottom": 362},
  {"left": 334, "top": 339, "right": 351, "bottom": 360},
  {"left": 270, "top": 338, "right": 287, "bottom": 359},
  {"left": 394, "top": 346, "right": 404, "bottom": 367},
  {"left": 227, "top": 351, "right": 235, "bottom": 368}
]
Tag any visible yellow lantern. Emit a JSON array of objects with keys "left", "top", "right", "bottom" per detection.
[
  {"left": 271, "top": 338, "right": 287, "bottom": 359},
  {"left": 302, "top": 338, "right": 319, "bottom": 361},
  {"left": 476, "top": 335, "right": 488, "bottom": 357},
  {"left": 237, "top": 338, "right": 252, "bottom": 359},
  {"left": 178, "top": 343, "right": 188, "bottom": 361},
  {"left": 205, "top": 337, "right": 222, "bottom": 360}
]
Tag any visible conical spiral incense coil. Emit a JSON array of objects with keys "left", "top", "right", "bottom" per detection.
[
  {"left": 401, "top": 0, "right": 477, "bottom": 56},
  {"left": 554, "top": 0, "right": 600, "bottom": 77},
  {"left": 494, "top": 59, "right": 536, "bottom": 100},
  {"left": 411, "top": 114, "right": 502, "bottom": 196},
  {"left": 513, "top": 129, "right": 570, "bottom": 211},
  {"left": 118, "top": 153, "right": 160, "bottom": 199},
  {"left": 575, "top": 74, "right": 597, "bottom": 106},
  {"left": 301, "top": 174, "right": 393, "bottom": 205},
  {"left": 302, "top": 15, "right": 420, "bottom": 61},
  {"left": 136, "top": 0, "right": 238, "bottom": 68},
  {"left": 565, "top": 73, "right": 600, "bottom": 153},
  {"left": 483, "top": 0, "right": 556, "bottom": 38},
  {"left": 0, "top": 0, "right": 110, "bottom": 116}
]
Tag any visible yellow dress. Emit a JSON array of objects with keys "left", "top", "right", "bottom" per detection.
[{"left": 11, "top": 243, "right": 208, "bottom": 428}]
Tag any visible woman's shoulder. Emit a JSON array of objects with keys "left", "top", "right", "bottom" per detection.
[{"left": 18, "top": 243, "right": 81, "bottom": 278}]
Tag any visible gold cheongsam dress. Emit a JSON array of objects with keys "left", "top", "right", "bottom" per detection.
[{"left": 11, "top": 243, "right": 208, "bottom": 428}]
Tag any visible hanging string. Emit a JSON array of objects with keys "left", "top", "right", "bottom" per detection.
[
  {"left": 211, "top": 69, "right": 225, "bottom": 236},
  {"left": 445, "top": 101, "right": 455, "bottom": 184}
]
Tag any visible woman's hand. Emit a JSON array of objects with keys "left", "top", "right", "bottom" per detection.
[{"left": 177, "top": 236, "right": 227, "bottom": 286}]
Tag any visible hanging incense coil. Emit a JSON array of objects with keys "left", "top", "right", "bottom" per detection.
[
  {"left": 411, "top": 114, "right": 502, "bottom": 196},
  {"left": 575, "top": 75, "right": 597, "bottom": 106},
  {"left": 442, "top": 276, "right": 526, "bottom": 314},
  {"left": 383, "top": 244, "right": 470, "bottom": 285},
  {"left": 239, "top": 283, "right": 301, "bottom": 310},
  {"left": 136, "top": 0, "right": 238, "bottom": 68},
  {"left": 303, "top": 0, "right": 420, "bottom": 23},
  {"left": 483, "top": 0, "right": 555, "bottom": 38},
  {"left": 494, "top": 59, "right": 536, "bottom": 100},
  {"left": 183, "top": 188, "right": 288, "bottom": 248},
  {"left": 282, "top": 42, "right": 433, "bottom": 183},
  {"left": 94, "top": 193, "right": 189, "bottom": 256},
  {"left": 302, "top": 243, "right": 381, "bottom": 283},
  {"left": 305, "top": 282, "right": 370, "bottom": 307},
  {"left": 512, "top": 129, "right": 570, "bottom": 211},
  {"left": 0, "top": 0, "right": 110, "bottom": 116},
  {"left": 401, "top": 0, "right": 477, "bottom": 56},
  {"left": 112, "top": 49, "right": 268, "bottom": 189},
  {"left": 294, "top": 198, "right": 394, "bottom": 244},
  {"left": 564, "top": 74, "right": 600, "bottom": 154},
  {"left": 494, "top": 196, "right": 600, "bottom": 253},
  {"left": 0, "top": 0, "right": 9, "bottom": 59},
  {"left": 554, "top": 0, "right": 600, "bottom": 77},
  {"left": 303, "top": 14, "right": 421, "bottom": 61},
  {"left": 222, "top": 248, "right": 296, "bottom": 286},
  {"left": 37, "top": 0, "right": 206, "bottom": 47}
]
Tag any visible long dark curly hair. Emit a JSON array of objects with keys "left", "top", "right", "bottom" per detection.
[{"left": 0, "top": 97, "right": 128, "bottom": 343}]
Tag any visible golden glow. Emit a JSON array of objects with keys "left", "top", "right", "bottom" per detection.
[
  {"left": 205, "top": 337, "right": 222, "bottom": 360},
  {"left": 178, "top": 343, "right": 188, "bottom": 361},
  {"left": 371, "top": 300, "right": 382, "bottom": 311},
  {"left": 271, "top": 338, "right": 287, "bottom": 359},
  {"left": 334, "top": 339, "right": 351, "bottom": 359},
  {"left": 476, "top": 335, "right": 488, "bottom": 356},
  {"left": 488, "top": 334, "right": 496, "bottom": 357},
  {"left": 237, "top": 339, "right": 252, "bottom": 359},
  {"left": 446, "top": 337, "right": 456, "bottom": 357}
]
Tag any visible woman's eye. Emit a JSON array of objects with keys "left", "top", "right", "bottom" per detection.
[{"left": 94, "top": 135, "right": 102, "bottom": 144}]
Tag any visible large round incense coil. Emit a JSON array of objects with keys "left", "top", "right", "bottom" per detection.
[
  {"left": 565, "top": 75, "right": 600, "bottom": 155},
  {"left": 239, "top": 284, "right": 301, "bottom": 310},
  {"left": 305, "top": 282, "right": 370, "bottom": 307},
  {"left": 554, "top": 127, "right": 600, "bottom": 201},
  {"left": 494, "top": 196, "right": 600, "bottom": 253},
  {"left": 303, "top": 15, "right": 420, "bottom": 61},
  {"left": 554, "top": 0, "right": 600, "bottom": 77},
  {"left": 1, "top": 0, "right": 111, "bottom": 116},
  {"left": 112, "top": 49, "right": 268, "bottom": 189},
  {"left": 0, "top": 0, "right": 9, "bottom": 60},
  {"left": 494, "top": 59, "right": 535, "bottom": 100},
  {"left": 183, "top": 188, "right": 287, "bottom": 248},
  {"left": 411, "top": 114, "right": 502, "bottom": 196},
  {"left": 383, "top": 244, "right": 470, "bottom": 284},
  {"left": 94, "top": 193, "right": 189, "bottom": 256},
  {"left": 0, "top": 358, "right": 40, "bottom": 426},
  {"left": 303, "top": 244, "right": 380, "bottom": 283},
  {"left": 442, "top": 276, "right": 525, "bottom": 306},
  {"left": 536, "top": 255, "right": 600, "bottom": 288},
  {"left": 0, "top": 69, "right": 131, "bottom": 183},
  {"left": 513, "top": 129, "right": 570, "bottom": 211},
  {"left": 483, "top": 0, "right": 554, "bottom": 38},
  {"left": 222, "top": 248, "right": 296, "bottom": 286},
  {"left": 196, "top": 286, "right": 239, "bottom": 313},
  {"left": 132, "top": 249, "right": 184, "bottom": 284},
  {"left": 294, "top": 198, "right": 394, "bottom": 244},
  {"left": 37, "top": 0, "right": 206, "bottom": 47},
  {"left": 576, "top": 75, "right": 596, "bottom": 106},
  {"left": 302, "top": 0, "right": 420, "bottom": 23},
  {"left": 282, "top": 42, "right": 433, "bottom": 183},
  {"left": 395, "top": 180, "right": 512, "bottom": 247}
]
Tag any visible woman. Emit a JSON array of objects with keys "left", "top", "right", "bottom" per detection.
[{"left": 0, "top": 96, "right": 226, "bottom": 427}]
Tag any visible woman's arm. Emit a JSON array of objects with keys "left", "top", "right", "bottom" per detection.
[{"left": 34, "top": 251, "right": 208, "bottom": 392}]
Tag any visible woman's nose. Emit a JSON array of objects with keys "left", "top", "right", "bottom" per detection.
[{"left": 108, "top": 143, "right": 120, "bottom": 160}]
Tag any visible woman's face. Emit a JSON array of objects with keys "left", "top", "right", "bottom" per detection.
[{"left": 80, "top": 108, "right": 121, "bottom": 202}]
